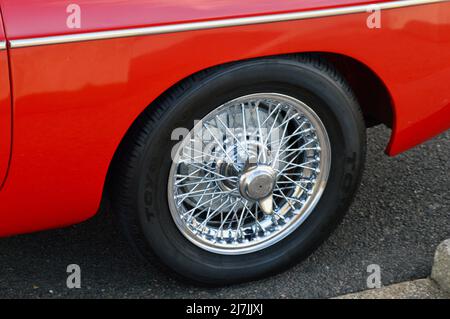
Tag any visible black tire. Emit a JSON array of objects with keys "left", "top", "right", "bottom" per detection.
[{"left": 111, "top": 55, "right": 366, "bottom": 285}]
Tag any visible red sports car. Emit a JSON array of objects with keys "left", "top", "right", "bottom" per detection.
[{"left": 0, "top": 0, "right": 449, "bottom": 284}]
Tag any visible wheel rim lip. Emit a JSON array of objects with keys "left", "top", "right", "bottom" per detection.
[{"left": 167, "top": 93, "right": 331, "bottom": 255}]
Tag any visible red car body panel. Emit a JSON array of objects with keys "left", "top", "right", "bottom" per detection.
[
  {"left": 0, "top": 14, "right": 11, "bottom": 190},
  {"left": 0, "top": 0, "right": 387, "bottom": 39},
  {"left": 0, "top": 0, "right": 449, "bottom": 236}
]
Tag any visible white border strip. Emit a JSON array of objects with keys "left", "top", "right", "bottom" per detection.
[
  {"left": 0, "top": 41, "right": 6, "bottom": 50},
  {"left": 9, "top": 0, "right": 448, "bottom": 49}
]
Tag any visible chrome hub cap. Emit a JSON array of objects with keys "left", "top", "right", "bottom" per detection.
[
  {"left": 239, "top": 164, "right": 276, "bottom": 201},
  {"left": 168, "top": 93, "right": 331, "bottom": 255}
]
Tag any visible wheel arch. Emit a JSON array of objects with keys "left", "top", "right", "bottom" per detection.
[{"left": 315, "top": 52, "right": 394, "bottom": 129}]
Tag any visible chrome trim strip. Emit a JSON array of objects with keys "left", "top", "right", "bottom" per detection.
[
  {"left": 0, "top": 41, "right": 6, "bottom": 50},
  {"left": 9, "top": 0, "right": 447, "bottom": 48}
]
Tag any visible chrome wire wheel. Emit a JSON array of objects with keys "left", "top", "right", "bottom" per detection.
[{"left": 168, "top": 93, "right": 331, "bottom": 255}]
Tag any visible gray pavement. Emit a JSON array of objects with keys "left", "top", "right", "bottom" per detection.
[
  {"left": 337, "top": 238, "right": 450, "bottom": 299},
  {"left": 0, "top": 125, "right": 448, "bottom": 298}
]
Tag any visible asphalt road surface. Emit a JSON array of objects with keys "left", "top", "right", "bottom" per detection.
[{"left": 0, "top": 125, "right": 448, "bottom": 299}]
